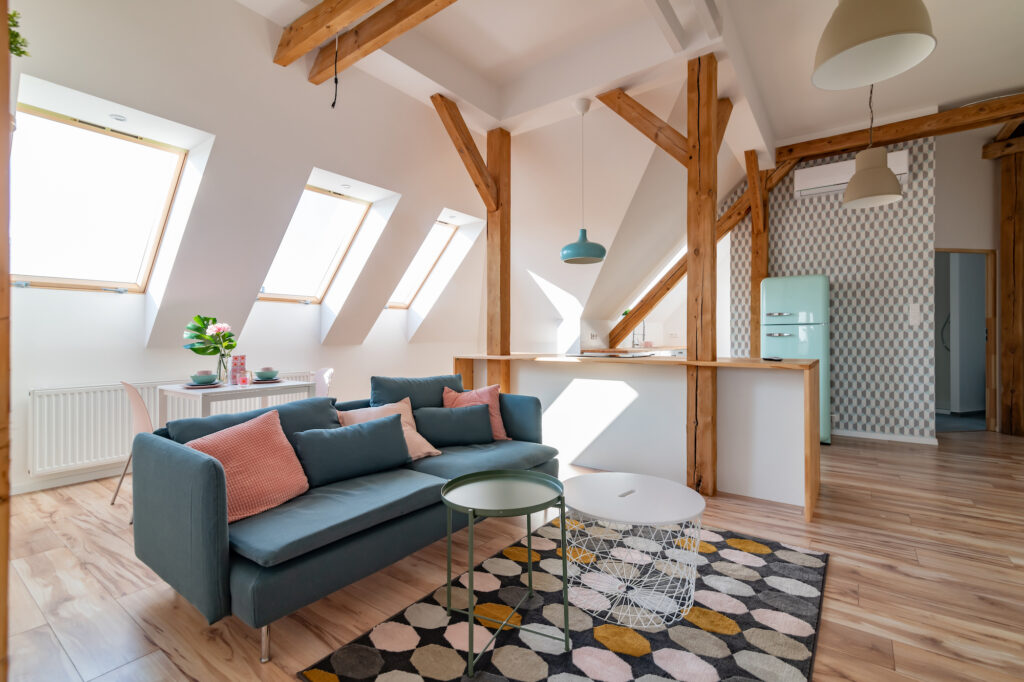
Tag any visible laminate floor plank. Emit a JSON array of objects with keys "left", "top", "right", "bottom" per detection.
[
  {"left": 12, "top": 548, "right": 156, "bottom": 680},
  {"left": 8, "top": 569, "right": 46, "bottom": 636},
  {"left": 91, "top": 650, "right": 188, "bottom": 682},
  {"left": 6, "top": 432, "right": 1024, "bottom": 680},
  {"left": 8, "top": 624, "right": 83, "bottom": 682}
]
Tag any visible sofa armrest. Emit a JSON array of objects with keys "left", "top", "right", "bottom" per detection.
[
  {"left": 499, "top": 394, "right": 543, "bottom": 443},
  {"left": 131, "top": 432, "right": 231, "bottom": 624}
]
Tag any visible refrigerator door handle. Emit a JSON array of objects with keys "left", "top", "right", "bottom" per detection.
[
  {"left": 766, "top": 332, "right": 793, "bottom": 337},
  {"left": 766, "top": 312, "right": 794, "bottom": 317}
]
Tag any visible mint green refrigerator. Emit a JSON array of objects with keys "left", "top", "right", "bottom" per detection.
[{"left": 761, "top": 275, "right": 831, "bottom": 444}]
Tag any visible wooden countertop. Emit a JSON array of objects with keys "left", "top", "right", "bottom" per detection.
[{"left": 455, "top": 353, "right": 818, "bottom": 371}]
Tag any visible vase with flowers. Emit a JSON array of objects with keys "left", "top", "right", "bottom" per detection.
[{"left": 183, "top": 315, "right": 237, "bottom": 383}]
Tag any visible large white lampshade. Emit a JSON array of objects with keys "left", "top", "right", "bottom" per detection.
[
  {"left": 813, "top": 0, "right": 936, "bottom": 90},
  {"left": 843, "top": 147, "right": 903, "bottom": 209}
]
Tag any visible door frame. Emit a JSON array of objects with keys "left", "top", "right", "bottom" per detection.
[{"left": 935, "top": 248, "right": 997, "bottom": 432}]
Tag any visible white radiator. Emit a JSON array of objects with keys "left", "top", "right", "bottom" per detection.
[{"left": 28, "top": 371, "right": 313, "bottom": 477}]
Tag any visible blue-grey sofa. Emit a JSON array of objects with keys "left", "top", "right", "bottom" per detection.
[{"left": 131, "top": 377, "right": 557, "bottom": 663}]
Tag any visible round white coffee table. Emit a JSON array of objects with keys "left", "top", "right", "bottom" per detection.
[{"left": 562, "top": 472, "right": 706, "bottom": 629}]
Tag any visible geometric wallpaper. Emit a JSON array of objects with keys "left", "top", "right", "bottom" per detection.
[{"left": 728, "top": 138, "right": 937, "bottom": 440}]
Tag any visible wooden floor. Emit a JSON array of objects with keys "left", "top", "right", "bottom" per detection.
[{"left": 7, "top": 432, "right": 1024, "bottom": 680}]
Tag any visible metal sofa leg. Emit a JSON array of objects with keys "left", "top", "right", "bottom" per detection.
[{"left": 260, "top": 625, "right": 271, "bottom": 663}]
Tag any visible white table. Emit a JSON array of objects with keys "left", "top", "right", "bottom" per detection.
[
  {"left": 562, "top": 472, "right": 706, "bottom": 628},
  {"left": 157, "top": 380, "right": 316, "bottom": 427}
]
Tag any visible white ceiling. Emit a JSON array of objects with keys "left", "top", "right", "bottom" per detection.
[
  {"left": 235, "top": 0, "right": 1024, "bottom": 155},
  {"left": 412, "top": 0, "right": 645, "bottom": 85},
  {"left": 723, "top": 0, "right": 1024, "bottom": 145}
]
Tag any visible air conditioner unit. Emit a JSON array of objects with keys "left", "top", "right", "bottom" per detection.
[{"left": 793, "top": 149, "right": 909, "bottom": 198}]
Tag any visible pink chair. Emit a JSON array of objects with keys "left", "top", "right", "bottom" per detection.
[
  {"left": 314, "top": 368, "right": 334, "bottom": 398},
  {"left": 111, "top": 381, "right": 154, "bottom": 518}
]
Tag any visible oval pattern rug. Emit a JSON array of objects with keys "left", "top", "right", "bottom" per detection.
[{"left": 300, "top": 521, "right": 828, "bottom": 681}]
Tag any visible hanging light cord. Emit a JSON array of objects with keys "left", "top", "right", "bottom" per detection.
[
  {"left": 579, "top": 108, "right": 585, "bottom": 229},
  {"left": 331, "top": 35, "right": 339, "bottom": 109},
  {"left": 867, "top": 83, "right": 874, "bottom": 148}
]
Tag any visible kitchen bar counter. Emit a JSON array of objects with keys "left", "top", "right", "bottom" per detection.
[{"left": 454, "top": 353, "right": 820, "bottom": 520}]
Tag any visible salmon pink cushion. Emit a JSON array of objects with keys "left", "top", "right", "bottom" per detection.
[
  {"left": 186, "top": 410, "right": 309, "bottom": 523},
  {"left": 443, "top": 385, "right": 509, "bottom": 441},
  {"left": 338, "top": 397, "right": 441, "bottom": 460}
]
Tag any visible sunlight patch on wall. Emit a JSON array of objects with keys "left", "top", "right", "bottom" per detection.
[
  {"left": 542, "top": 378, "right": 638, "bottom": 463},
  {"left": 528, "top": 271, "right": 583, "bottom": 354}
]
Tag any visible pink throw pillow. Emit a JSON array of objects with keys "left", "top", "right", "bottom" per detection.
[
  {"left": 186, "top": 410, "right": 309, "bottom": 523},
  {"left": 339, "top": 397, "right": 441, "bottom": 459},
  {"left": 443, "top": 385, "right": 509, "bottom": 441}
]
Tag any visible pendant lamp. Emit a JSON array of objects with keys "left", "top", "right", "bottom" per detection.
[
  {"left": 561, "top": 98, "right": 606, "bottom": 264},
  {"left": 844, "top": 85, "right": 902, "bottom": 209},
  {"left": 813, "top": 0, "right": 936, "bottom": 91}
]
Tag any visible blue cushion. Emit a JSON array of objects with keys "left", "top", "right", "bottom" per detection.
[
  {"left": 370, "top": 375, "right": 463, "bottom": 409},
  {"left": 336, "top": 398, "right": 371, "bottom": 412},
  {"left": 413, "top": 405, "right": 493, "bottom": 447},
  {"left": 228, "top": 468, "right": 445, "bottom": 567},
  {"left": 292, "top": 414, "right": 410, "bottom": 487},
  {"left": 166, "top": 397, "right": 340, "bottom": 450},
  {"left": 406, "top": 440, "right": 558, "bottom": 480}
]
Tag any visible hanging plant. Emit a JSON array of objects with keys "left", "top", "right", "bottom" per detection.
[{"left": 8, "top": 11, "right": 28, "bottom": 57}]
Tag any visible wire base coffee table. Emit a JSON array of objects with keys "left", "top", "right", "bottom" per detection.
[
  {"left": 441, "top": 469, "right": 571, "bottom": 676},
  {"left": 562, "top": 472, "right": 706, "bottom": 629}
]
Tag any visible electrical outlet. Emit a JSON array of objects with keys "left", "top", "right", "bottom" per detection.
[{"left": 589, "top": 332, "right": 598, "bottom": 340}]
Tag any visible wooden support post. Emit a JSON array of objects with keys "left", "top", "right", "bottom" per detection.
[
  {"left": 745, "top": 150, "right": 769, "bottom": 357},
  {"left": 1, "top": 0, "right": 11, "bottom": 673},
  {"left": 453, "top": 357, "right": 474, "bottom": 390},
  {"left": 431, "top": 95, "right": 511, "bottom": 393},
  {"left": 686, "top": 54, "right": 718, "bottom": 495},
  {"left": 486, "top": 128, "right": 511, "bottom": 392},
  {"left": 803, "top": 363, "right": 821, "bottom": 522},
  {"left": 1000, "top": 151, "right": 1024, "bottom": 435}
]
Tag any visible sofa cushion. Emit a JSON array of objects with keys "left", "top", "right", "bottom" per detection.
[
  {"left": 443, "top": 385, "right": 510, "bottom": 441},
  {"left": 413, "top": 405, "right": 493, "bottom": 448},
  {"left": 293, "top": 414, "right": 410, "bottom": 487},
  {"left": 167, "top": 397, "right": 341, "bottom": 450},
  {"left": 185, "top": 411, "right": 309, "bottom": 523},
  {"left": 228, "top": 468, "right": 445, "bottom": 567},
  {"left": 406, "top": 440, "right": 558, "bottom": 480},
  {"left": 370, "top": 375, "right": 463, "bottom": 409},
  {"left": 339, "top": 398, "right": 440, "bottom": 460}
]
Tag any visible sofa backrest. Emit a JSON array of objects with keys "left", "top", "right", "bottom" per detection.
[
  {"left": 369, "top": 374, "right": 463, "bottom": 409},
  {"left": 164, "top": 397, "right": 341, "bottom": 451}
]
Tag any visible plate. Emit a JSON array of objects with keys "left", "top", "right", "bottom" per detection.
[
  {"left": 183, "top": 382, "right": 222, "bottom": 389},
  {"left": 252, "top": 378, "right": 282, "bottom": 384}
]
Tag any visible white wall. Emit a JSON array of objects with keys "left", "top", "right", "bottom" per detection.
[
  {"left": 934, "top": 127, "right": 1000, "bottom": 251},
  {"left": 9, "top": 0, "right": 711, "bottom": 492},
  {"left": 949, "top": 253, "right": 987, "bottom": 413}
]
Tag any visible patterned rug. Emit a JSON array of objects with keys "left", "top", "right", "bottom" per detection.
[{"left": 300, "top": 520, "right": 828, "bottom": 681}]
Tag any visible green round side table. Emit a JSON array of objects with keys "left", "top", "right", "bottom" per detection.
[{"left": 441, "top": 469, "right": 571, "bottom": 676}]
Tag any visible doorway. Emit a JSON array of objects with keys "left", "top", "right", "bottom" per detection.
[{"left": 934, "top": 249, "right": 996, "bottom": 432}]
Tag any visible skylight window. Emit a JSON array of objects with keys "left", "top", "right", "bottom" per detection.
[
  {"left": 10, "top": 105, "right": 187, "bottom": 292},
  {"left": 387, "top": 221, "right": 459, "bottom": 309},
  {"left": 259, "top": 186, "right": 370, "bottom": 303}
]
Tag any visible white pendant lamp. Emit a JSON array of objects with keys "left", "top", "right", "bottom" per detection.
[
  {"left": 844, "top": 85, "right": 902, "bottom": 209},
  {"left": 813, "top": 0, "right": 936, "bottom": 91}
]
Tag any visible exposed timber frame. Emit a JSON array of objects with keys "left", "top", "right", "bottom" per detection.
[{"left": 430, "top": 94, "right": 512, "bottom": 391}]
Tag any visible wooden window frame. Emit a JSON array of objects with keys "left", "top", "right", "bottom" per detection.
[
  {"left": 10, "top": 103, "right": 188, "bottom": 294},
  {"left": 386, "top": 220, "right": 459, "bottom": 310},
  {"left": 257, "top": 185, "right": 372, "bottom": 304}
]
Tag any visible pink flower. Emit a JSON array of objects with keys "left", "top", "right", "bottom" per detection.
[{"left": 206, "top": 322, "right": 232, "bottom": 336}]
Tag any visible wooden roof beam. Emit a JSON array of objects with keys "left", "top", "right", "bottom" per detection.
[
  {"left": 608, "top": 158, "right": 797, "bottom": 349},
  {"left": 274, "top": 0, "right": 386, "bottom": 67},
  {"left": 984, "top": 137, "right": 1024, "bottom": 160},
  {"left": 430, "top": 94, "right": 499, "bottom": 212},
  {"left": 777, "top": 92, "right": 1024, "bottom": 163},
  {"left": 995, "top": 117, "right": 1024, "bottom": 142},
  {"left": 597, "top": 88, "right": 692, "bottom": 168},
  {"left": 309, "top": 0, "right": 458, "bottom": 85}
]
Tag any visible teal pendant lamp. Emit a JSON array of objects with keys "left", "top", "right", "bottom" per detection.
[{"left": 561, "top": 98, "right": 606, "bottom": 264}]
